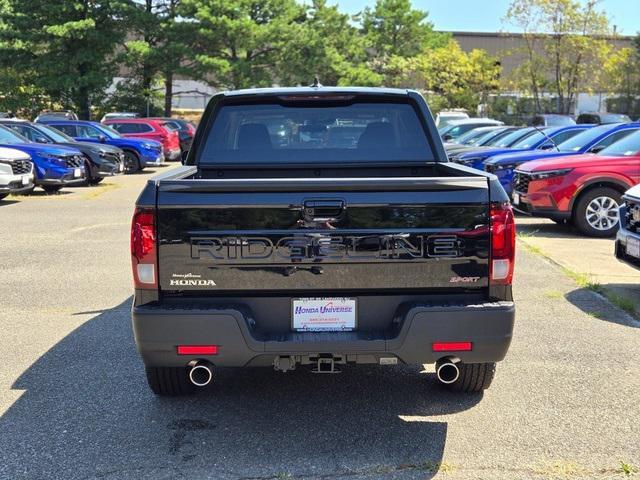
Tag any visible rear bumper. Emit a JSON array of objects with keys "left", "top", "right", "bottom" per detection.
[{"left": 132, "top": 300, "right": 515, "bottom": 367}]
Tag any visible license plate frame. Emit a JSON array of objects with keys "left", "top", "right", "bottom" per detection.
[
  {"left": 292, "top": 297, "right": 357, "bottom": 332},
  {"left": 73, "top": 168, "right": 82, "bottom": 178},
  {"left": 21, "top": 175, "right": 30, "bottom": 186},
  {"left": 627, "top": 236, "right": 640, "bottom": 259},
  {"left": 512, "top": 193, "right": 520, "bottom": 205}
]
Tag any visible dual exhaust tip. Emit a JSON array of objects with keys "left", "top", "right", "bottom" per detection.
[
  {"left": 435, "top": 358, "right": 460, "bottom": 384},
  {"left": 188, "top": 360, "right": 213, "bottom": 387},
  {"left": 188, "top": 358, "right": 461, "bottom": 386}
]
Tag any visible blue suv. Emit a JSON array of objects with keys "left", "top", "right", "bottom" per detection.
[
  {"left": 485, "top": 123, "right": 640, "bottom": 195},
  {"left": 453, "top": 125, "right": 593, "bottom": 171},
  {"left": 0, "top": 125, "right": 86, "bottom": 193},
  {"left": 38, "top": 120, "right": 163, "bottom": 173}
]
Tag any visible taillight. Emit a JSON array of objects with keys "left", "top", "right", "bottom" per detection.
[
  {"left": 490, "top": 202, "right": 515, "bottom": 285},
  {"left": 131, "top": 207, "right": 157, "bottom": 289}
]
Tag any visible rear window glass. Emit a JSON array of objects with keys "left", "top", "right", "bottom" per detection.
[{"left": 199, "top": 101, "right": 433, "bottom": 164}]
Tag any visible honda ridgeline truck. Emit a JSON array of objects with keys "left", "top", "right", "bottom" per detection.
[{"left": 131, "top": 87, "right": 516, "bottom": 395}]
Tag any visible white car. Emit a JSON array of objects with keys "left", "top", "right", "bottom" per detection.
[
  {"left": 435, "top": 110, "right": 469, "bottom": 128},
  {"left": 100, "top": 112, "right": 140, "bottom": 122},
  {"left": 0, "top": 147, "right": 35, "bottom": 200}
]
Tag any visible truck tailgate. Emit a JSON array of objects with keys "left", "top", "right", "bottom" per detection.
[{"left": 156, "top": 177, "right": 490, "bottom": 293}]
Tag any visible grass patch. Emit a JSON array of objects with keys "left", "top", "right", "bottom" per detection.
[
  {"left": 410, "top": 461, "right": 456, "bottom": 474},
  {"left": 586, "top": 311, "right": 604, "bottom": 319},
  {"left": 532, "top": 460, "right": 588, "bottom": 478},
  {"left": 607, "top": 294, "right": 637, "bottom": 316},
  {"left": 81, "top": 182, "right": 121, "bottom": 200},
  {"left": 517, "top": 229, "right": 540, "bottom": 239},
  {"left": 619, "top": 461, "right": 638, "bottom": 476},
  {"left": 559, "top": 266, "right": 602, "bottom": 293},
  {"left": 544, "top": 290, "right": 564, "bottom": 299}
]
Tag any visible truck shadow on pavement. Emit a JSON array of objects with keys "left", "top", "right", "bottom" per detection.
[{"left": 0, "top": 298, "right": 482, "bottom": 480}]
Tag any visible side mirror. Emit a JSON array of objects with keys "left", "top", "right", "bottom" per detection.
[
  {"left": 98, "top": 135, "right": 107, "bottom": 143},
  {"left": 34, "top": 136, "right": 50, "bottom": 144},
  {"left": 442, "top": 134, "right": 453, "bottom": 142},
  {"left": 589, "top": 145, "right": 605, "bottom": 154},
  {"left": 181, "top": 150, "right": 189, "bottom": 165},
  {"left": 539, "top": 143, "right": 554, "bottom": 150}
]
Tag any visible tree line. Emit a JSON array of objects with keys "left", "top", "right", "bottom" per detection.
[{"left": 0, "top": 0, "right": 638, "bottom": 120}]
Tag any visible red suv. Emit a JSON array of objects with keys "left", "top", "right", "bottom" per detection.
[
  {"left": 103, "top": 119, "right": 181, "bottom": 161},
  {"left": 513, "top": 130, "right": 640, "bottom": 237}
]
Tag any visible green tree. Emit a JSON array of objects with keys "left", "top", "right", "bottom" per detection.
[
  {"left": 386, "top": 40, "right": 500, "bottom": 112},
  {"left": 276, "top": 0, "right": 381, "bottom": 87},
  {"left": 360, "top": 0, "right": 448, "bottom": 58},
  {"left": 602, "top": 46, "right": 640, "bottom": 115},
  {"left": 505, "top": 0, "right": 612, "bottom": 114},
  {"left": 121, "top": 0, "right": 196, "bottom": 115},
  {"left": 181, "top": 0, "right": 307, "bottom": 90},
  {"left": 0, "top": 0, "right": 129, "bottom": 119}
]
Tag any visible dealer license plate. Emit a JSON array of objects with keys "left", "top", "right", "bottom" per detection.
[
  {"left": 292, "top": 298, "right": 356, "bottom": 332},
  {"left": 21, "top": 175, "right": 30, "bottom": 185},
  {"left": 512, "top": 193, "right": 520, "bottom": 205},
  {"left": 627, "top": 237, "right": 640, "bottom": 259},
  {"left": 73, "top": 168, "right": 82, "bottom": 178}
]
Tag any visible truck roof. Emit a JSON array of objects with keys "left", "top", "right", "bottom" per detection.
[{"left": 218, "top": 86, "right": 414, "bottom": 98}]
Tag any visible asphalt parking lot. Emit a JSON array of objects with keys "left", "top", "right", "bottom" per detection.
[{"left": 0, "top": 170, "right": 639, "bottom": 480}]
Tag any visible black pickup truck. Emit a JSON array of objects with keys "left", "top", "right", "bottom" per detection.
[{"left": 131, "top": 87, "right": 516, "bottom": 395}]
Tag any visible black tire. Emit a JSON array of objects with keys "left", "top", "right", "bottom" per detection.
[
  {"left": 123, "top": 150, "right": 142, "bottom": 173},
  {"left": 551, "top": 218, "right": 567, "bottom": 225},
  {"left": 88, "top": 176, "right": 104, "bottom": 185},
  {"left": 443, "top": 362, "right": 496, "bottom": 393},
  {"left": 145, "top": 366, "right": 195, "bottom": 396},
  {"left": 0, "top": 193, "right": 8, "bottom": 201},
  {"left": 573, "top": 187, "right": 622, "bottom": 237},
  {"left": 42, "top": 185, "right": 62, "bottom": 194}
]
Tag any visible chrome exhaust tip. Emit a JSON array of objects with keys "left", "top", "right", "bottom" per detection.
[
  {"left": 436, "top": 358, "right": 460, "bottom": 384},
  {"left": 188, "top": 361, "right": 213, "bottom": 387}
]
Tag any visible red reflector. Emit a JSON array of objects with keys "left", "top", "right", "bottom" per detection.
[
  {"left": 177, "top": 345, "right": 218, "bottom": 355},
  {"left": 432, "top": 342, "right": 472, "bottom": 352}
]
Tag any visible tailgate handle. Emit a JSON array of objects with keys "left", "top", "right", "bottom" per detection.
[{"left": 303, "top": 200, "right": 345, "bottom": 221}]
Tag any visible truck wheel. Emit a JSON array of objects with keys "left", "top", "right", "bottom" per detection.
[
  {"left": 443, "top": 362, "right": 496, "bottom": 393},
  {"left": 0, "top": 193, "right": 8, "bottom": 201},
  {"left": 123, "top": 151, "right": 142, "bottom": 173},
  {"left": 145, "top": 367, "right": 195, "bottom": 395},
  {"left": 88, "top": 177, "right": 104, "bottom": 185},
  {"left": 573, "top": 187, "right": 621, "bottom": 237},
  {"left": 42, "top": 185, "right": 62, "bottom": 194}
]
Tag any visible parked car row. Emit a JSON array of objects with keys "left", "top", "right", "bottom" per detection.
[
  {"left": 0, "top": 113, "right": 195, "bottom": 199},
  {"left": 446, "top": 122, "right": 640, "bottom": 238}
]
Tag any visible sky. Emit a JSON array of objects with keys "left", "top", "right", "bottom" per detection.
[{"left": 335, "top": 0, "right": 640, "bottom": 35}]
